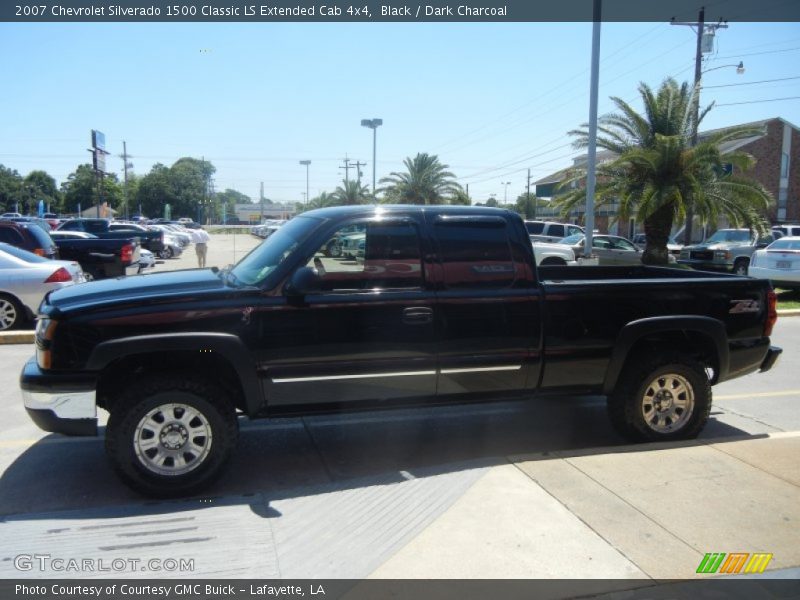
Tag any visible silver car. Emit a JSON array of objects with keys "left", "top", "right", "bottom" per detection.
[{"left": 0, "top": 242, "right": 85, "bottom": 330}]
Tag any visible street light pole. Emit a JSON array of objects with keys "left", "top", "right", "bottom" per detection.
[
  {"left": 299, "top": 160, "right": 311, "bottom": 207},
  {"left": 501, "top": 181, "right": 511, "bottom": 204},
  {"left": 361, "top": 118, "right": 383, "bottom": 196}
]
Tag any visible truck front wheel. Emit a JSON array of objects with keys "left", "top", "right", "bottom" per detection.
[
  {"left": 607, "top": 353, "right": 711, "bottom": 442},
  {"left": 105, "top": 375, "right": 238, "bottom": 497}
]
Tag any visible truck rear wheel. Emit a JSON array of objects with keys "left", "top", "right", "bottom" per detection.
[
  {"left": 607, "top": 353, "right": 711, "bottom": 442},
  {"left": 733, "top": 258, "right": 749, "bottom": 276},
  {"left": 105, "top": 375, "right": 238, "bottom": 497}
]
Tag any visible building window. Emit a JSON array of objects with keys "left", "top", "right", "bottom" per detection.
[{"left": 781, "top": 153, "right": 790, "bottom": 178}]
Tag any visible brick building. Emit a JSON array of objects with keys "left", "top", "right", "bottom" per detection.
[{"left": 533, "top": 117, "right": 800, "bottom": 238}]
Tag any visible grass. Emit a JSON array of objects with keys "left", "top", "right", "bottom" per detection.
[{"left": 776, "top": 288, "right": 800, "bottom": 310}]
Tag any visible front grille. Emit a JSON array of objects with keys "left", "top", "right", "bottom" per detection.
[{"left": 691, "top": 250, "right": 714, "bottom": 260}]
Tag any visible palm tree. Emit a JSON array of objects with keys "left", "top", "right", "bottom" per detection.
[
  {"left": 379, "top": 153, "right": 462, "bottom": 205},
  {"left": 330, "top": 180, "right": 372, "bottom": 206},
  {"left": 555, "top": 78, "right": 773, "bottom": 265}
]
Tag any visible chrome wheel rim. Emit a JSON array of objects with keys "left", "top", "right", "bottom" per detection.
[
  {"left": 133, "top": 403, "right": 213, "bottom": 476},
  {"left": 0, "top": 299, "right": 17, "bottom": 330},
  {"left": 641, "top": 373, "right": 695, "bottom": 433}
]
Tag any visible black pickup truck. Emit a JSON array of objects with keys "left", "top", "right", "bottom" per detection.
[
  {"left": 49, "top": 232, "right": 141, "bottom": 280},
  {"left": 57, "top": 218, "right": 164, "bottom": 254},
  {"left": 20, "top": 206, "right": 782, "bottom": 496}
]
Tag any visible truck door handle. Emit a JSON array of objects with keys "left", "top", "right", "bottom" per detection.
[{"left": 403, "top": 306, "right": 433, "bottom": 325}]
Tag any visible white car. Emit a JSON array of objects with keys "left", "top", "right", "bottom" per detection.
[
  {"left": 158, "top": 235, "right": 184, "bottom": 259},
  {"left": 531, "top": 238, "right": 577, "bottom": 266},
  {"left": 748, "top": 236, "right": 800, "bottom": 290},
  {"left": 138, "top": 248, "right": 156, "bottom": 272},
  {"left": 0, "top": 242, "right": 85, "bottom": 330}
]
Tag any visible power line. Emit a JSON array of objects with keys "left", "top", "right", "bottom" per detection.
[
  {"left": 703, "top": 75, "right": 800, "bottom": 88},
  {"left": 716, "top": 46, "right": 800, "bottom": 59},
  {"left": 716, "top": 96, "right": 800, "bottom": 106}
]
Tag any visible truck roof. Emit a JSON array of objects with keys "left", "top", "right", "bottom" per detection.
[{"left": 300, "top": 204, "right": 517, "bottom": 220}]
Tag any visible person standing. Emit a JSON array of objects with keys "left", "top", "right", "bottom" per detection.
[{"left": 191, "top": 226, "right": 211, "bottom": 268}]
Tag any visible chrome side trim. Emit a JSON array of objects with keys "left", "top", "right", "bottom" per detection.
[
  {"left": 272, "top": 370, "right": 437, "bottom": 383},
  {"left": 440, "top": 365, "right": 522, "bottom": 374},
  {"left": 22, "top": 390, "right": 97, "bottom": 420}
]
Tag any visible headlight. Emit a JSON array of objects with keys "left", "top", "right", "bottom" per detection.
[{"left": 714, "top": 250, "right": 732, "bottom": 260}]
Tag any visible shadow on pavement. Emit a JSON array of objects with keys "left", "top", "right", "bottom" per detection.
[{"left": 0, "top": 394, "right": 761, "bottom": 519}]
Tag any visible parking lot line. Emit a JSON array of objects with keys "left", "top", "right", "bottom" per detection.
[{"left": 716, "top": 390, "right": 800, "bottom": 401}]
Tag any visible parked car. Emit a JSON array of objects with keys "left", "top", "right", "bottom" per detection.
[
  {"left": 0, "top": 242, "right": 85, "bottom": 330},
  {"left": 559, "top": 233, "right": 668, "bottom": 266},
  {"left": 631, "top": 233, "right": 683, "bottom": 256},
  {"left": 149, "top": 224, "right": 190, "bottom": 247},
  {"left": 1, "top": 212, "right": 23, "bottom": 218},
  {"left": 138, "top": 248, "right": 156, "bottom": 272},
  {"left": 678, "top": 229, "right": 781, "bottom": 275},
  {"left": 525, "top": 220, "right": 584, "bottom": 243},
  {"left": 0, "top": 221, "right": 58, "bottom": 259},
  {"left": 20, "top": 205, "right": 781, "bottom": 496},
  {"left": 58, "top": 218, "right": 164, "bottom": 255},
  {"left": 49, "top": 231, "right": 141, "bottom": 280},
  {"left": 531, "top": 238, "right": 577, "bottom": 266},
  {"left": 158, "top": 235, "right": 184, "bottom": 259},
  {"left": 748, "top": 236, "right": 800, "bottom": 290},
  {"left": 772, "top": 224, "right": 800, "bottom": 238}
]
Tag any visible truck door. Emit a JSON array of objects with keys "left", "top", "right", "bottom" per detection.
[
  {"left": 431, "top": 215, "right": 541, "bottom": 396},
  {"left": 259, "top": 216, "right": 438, "bottom": 408}
]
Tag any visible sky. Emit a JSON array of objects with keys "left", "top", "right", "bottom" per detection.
[{"left": 1, "top": 18, "right": 799, "bottom": 209}]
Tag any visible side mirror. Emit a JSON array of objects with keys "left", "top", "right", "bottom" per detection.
[{"left": 285, "top": 266, "right": 321, "bottom": 296}]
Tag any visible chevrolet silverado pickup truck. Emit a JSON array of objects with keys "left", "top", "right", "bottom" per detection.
[
  {"left": 21, "top": 206, "right": 782, "bottom": 497},
  {"left": 678, "top": 228, "right": 781, "bottom": 275},
  {"left": 57, "top": 218, "right": 164, "bottom": 255},
  {"left": 49, "top": 232, "right": 141, "bottom": 280}
]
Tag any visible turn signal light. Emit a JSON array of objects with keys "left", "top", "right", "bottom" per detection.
[
  {"left": 34, "top": 248, "right": 46, "bottom": 257},
  {"left": 121, "top": 243, "right": 134, "bottom": 264},
  {"left": 44, "top": 267, "right": 72, "bottom": 283}
]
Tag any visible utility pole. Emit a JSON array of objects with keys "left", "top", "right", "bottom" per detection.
[
  {"left": 339, "top": 156, "right": 352, "bottom": 184},
  {"left": 260, "top": 181, "right": 264, "bottom": 222},
  {"left": 353, "top": 160, "right": 366, "bottom": 185},
  {"left": 672, "top": 7, "right": 728, "bottom": 245},
  {"left": 120, "top": 141, "right": 132, "bottom": 220},
  {"left": 527, "top": 168, "right": 534, "bottom": 219}
]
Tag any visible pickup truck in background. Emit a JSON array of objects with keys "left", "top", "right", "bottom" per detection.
[
  {"left": 678, "top": 228, "right": 781, "bottom": 276},
  {"left": 21, "top": 206, "right": 781, "bottom": 497},
  {"left": 49, "top": 231, "right": 141, "bottom": 280},
  {"left": 57, "top": 218, "right": 164, "bottom": 255}
]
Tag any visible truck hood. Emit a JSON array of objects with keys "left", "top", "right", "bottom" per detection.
[
  {"left": 44, "top": 268, "right": 231, "bottom": 314},
  {"left": 686, "top": 241, "right": 751, "bottom": 251}
]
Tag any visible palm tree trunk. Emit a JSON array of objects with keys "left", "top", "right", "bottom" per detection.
[{"left": 642, "top": 203, "right": 673, "bottom": 266}]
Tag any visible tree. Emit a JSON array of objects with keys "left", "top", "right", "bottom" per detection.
[
  {"left": 449, "top": 189, "right": 472, "bottom": 205},
  {"left": 61, "top": 164, "right": 123, "bottom": 215},
  {"left": 170, "top": 157, "right": 215, "bottom": 220},
  {"left": 23, "top": 170, "right": 61, "bottom": 213},
  {"left": 134, "top": 164, "right": 175, "bottom": 218},
  {"left": 555, "top": 78, "right": 773, "bottom": 265},
  {"left": 379, "top": 153, "right": 462, "bottom": 205},
  {"left": 331, "top": 179, "right": 372, "bottom": 205},
  {"left": 0, "top": 165, "right": 22, "bottom": 213},
  {"left": 515, "top": 193, "right": 544, "bottom": 219}
]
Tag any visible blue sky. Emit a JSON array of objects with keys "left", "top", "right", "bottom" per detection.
[{"left": 1, "top": 20, "right": 799, "bottom": 207}]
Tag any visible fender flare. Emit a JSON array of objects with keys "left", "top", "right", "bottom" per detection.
[
  {"left": 602, "top": 316, "right": 729, "bottom": 395},
  {"left": 87, "top": 332, "right": 264, "bottom": 415}
]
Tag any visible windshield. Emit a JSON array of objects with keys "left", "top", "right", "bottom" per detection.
[
  {"left": 706, "top": 229, "right": 752, "bottom": 243},
  {"left": 0, "top": 241, "right": 49, "bottom": 263},
  {"left": 560, "top": 234, "right": 584, "bottom": 245},
  {"left": 768, "top": 238, "right": 800, "bottom": 251},
  {"left": 230, "top": 215, "right": 321, "bottom": 286}
]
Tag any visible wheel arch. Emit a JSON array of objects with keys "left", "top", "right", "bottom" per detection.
[
  {"left": 88, "top": 333, "right": 263, "bottom": 416},
  {"left": 602, "top": 316, "right": 729, "bottom": 395}
]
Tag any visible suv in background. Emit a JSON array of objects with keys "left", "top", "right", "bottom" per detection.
[
  {"left": 0, "top": 221, "right": 58, "bottom": 259},
  {"left": 525, "top": 220, "right": 584, "bottom": 243},
  {"left": 678, "top": 228, "right": 780, "bottom": 275},
  {"left": 773, "top": 224, "right": 800, "bottom": 238}
]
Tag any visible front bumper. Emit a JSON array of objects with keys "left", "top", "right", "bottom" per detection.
[
  {"left": 677, "top": 259, "right": 733, "bottom": 272},
  {"left": 20, "top": 357, "right": 97, "bottom": 436}
]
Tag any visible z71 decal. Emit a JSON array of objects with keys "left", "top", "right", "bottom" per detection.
[{"left": 730, "top": 299, "right": 760, "bottom": 314}]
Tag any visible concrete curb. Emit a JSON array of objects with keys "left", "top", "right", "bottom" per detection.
[{"left": 1, "top": 309, "right": 799, "bottom": 345}]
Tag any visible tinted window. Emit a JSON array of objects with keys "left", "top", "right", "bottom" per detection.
[
  {"left": 310, "top": 220, "right": 423, "bottom": 291},
  {"left": 567, "top": 225, "right": 583, "bottom": 236},
  {"left": 525, "top": 222, "right": 544, "bottom": 234},
  {"left": 436, "top": 219, "right": 515, "bottom": 289},
  {"left": 24, "top": 224, "right": 54, "bottom": 249},
  {"left": 0, "top": 242, "right": 48, "bottom": 263},
  {"left": 548, "top": 224, "right": 565, "bottom": 237},
  {"left": 0, "top": 227, "right": 23, "bottom": 244}
]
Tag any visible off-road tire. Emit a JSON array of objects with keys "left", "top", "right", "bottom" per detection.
[
  {"left": 607, "top": 352, "right": 712, "bottom": 442},
  {"left": 540, "top": 257, "right": 567, "bottom": 266},
  {"left": 105, "top": 375, "right": 238, "bottom": 497}
]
